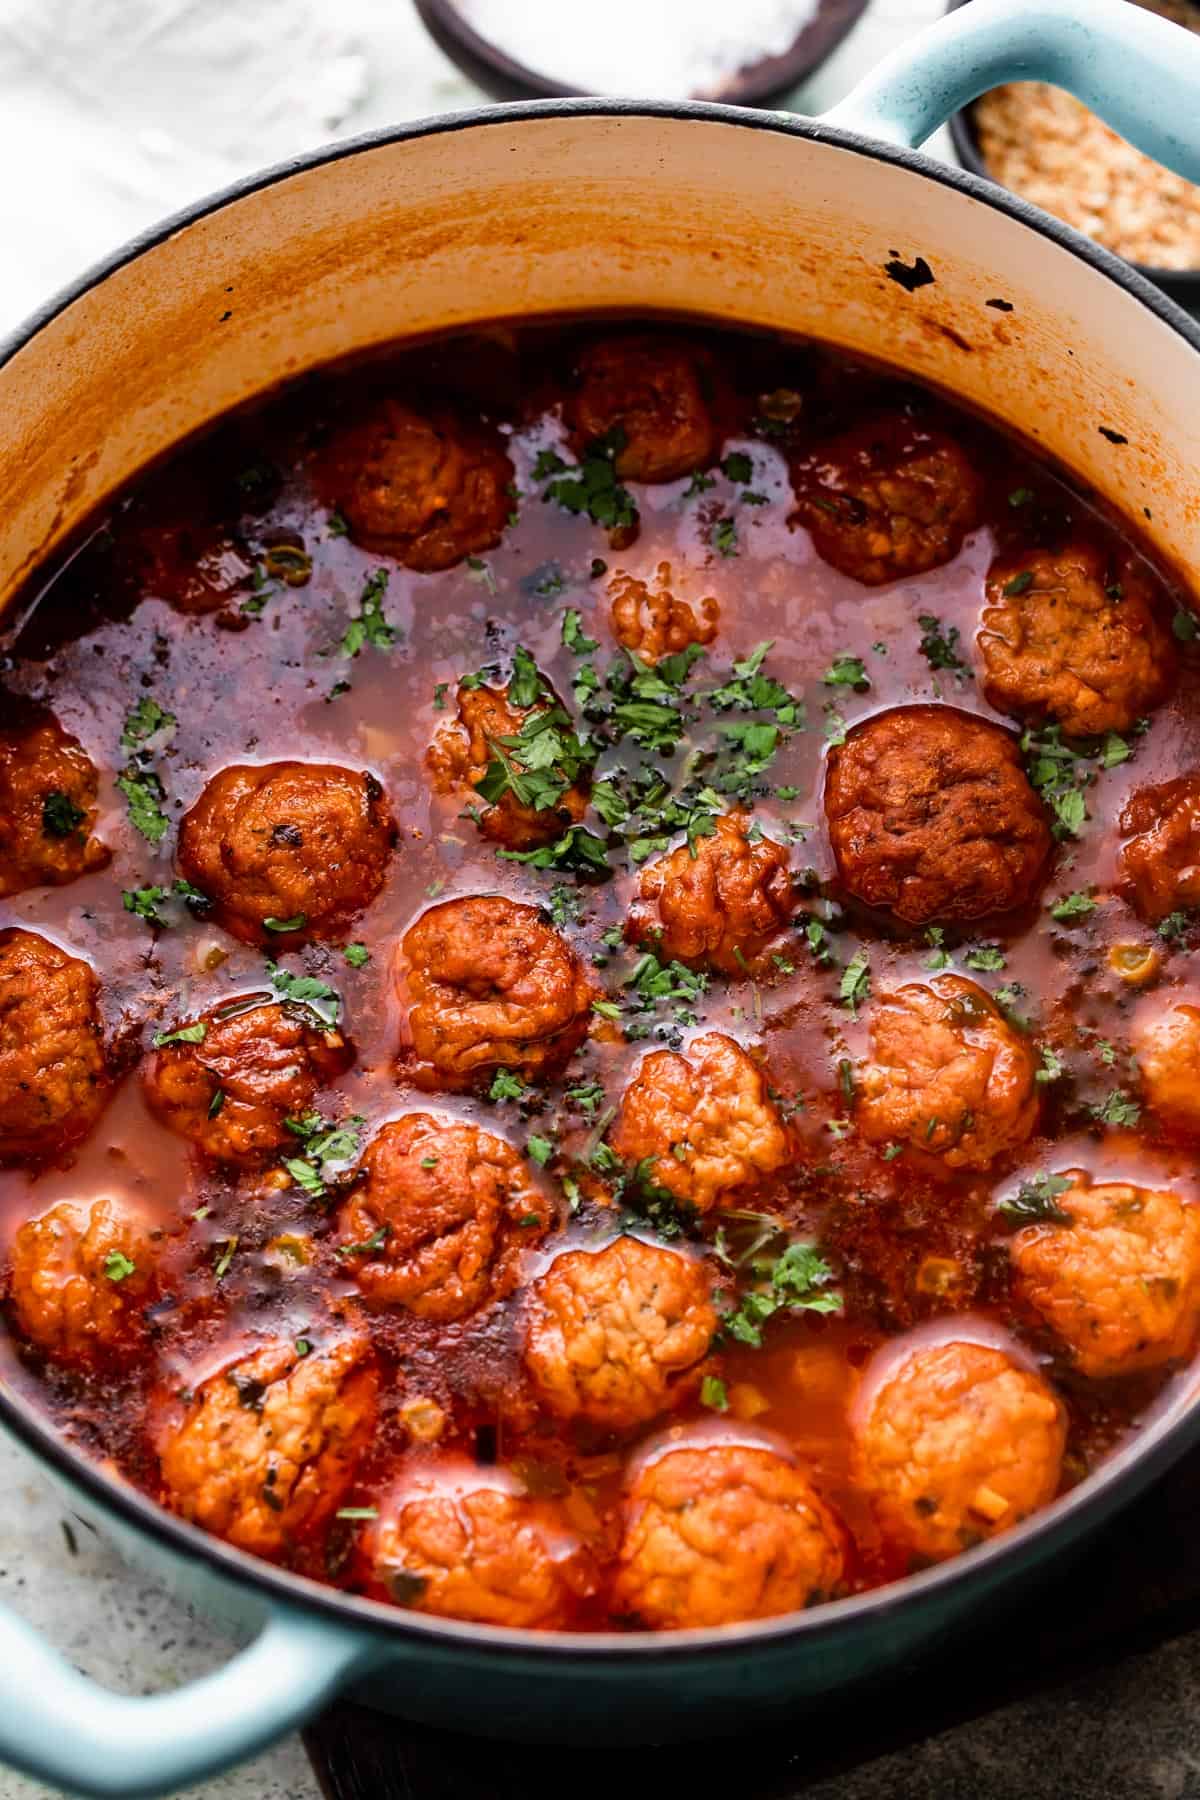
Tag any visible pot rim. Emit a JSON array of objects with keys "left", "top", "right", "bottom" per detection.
[{"left": 5, "top": 93, "right": 1200, "bottom": 1663}]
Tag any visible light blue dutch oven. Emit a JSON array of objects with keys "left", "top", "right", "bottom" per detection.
[{"left": 3, "top": 1, "right": 1200, "bottom": 1792}]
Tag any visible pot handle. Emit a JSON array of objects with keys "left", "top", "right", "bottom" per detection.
[
  {"left": 819, "top": 0, "right": 1200, "bottom": 183},
  {"left": 0, "top": 1595, "right": 372, "bottom": 1798}
]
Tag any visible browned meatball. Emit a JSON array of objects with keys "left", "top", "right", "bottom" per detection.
[
  {"left": 8, "top": 1196, "right": 157, "bottom": 1364},
  {"left": 1010, "top": 1176, "right": 1200, "bottom": 1376},
  {"left": 855, "top": 1339, "right": 1065, "bottom": 1562},
  {"left": 314, "top": 398, "right": 513, "bottom": 571},
  {"left": 825, "top": 705, "right": 1051, "bottom": 925},
  {"left": 142, "top": 998, "right": 352, "bottom": 1166},
  {"left": 629, "top": 813, "right": 795, "bottom": 973},
  {"left": 366, "top": 1462, "right": 596, "bottom": 1627},
  {"left": 789, "top": 416, "right": 982, "bottom": 586},
  {"left": 427, "top": 663, "right": 589, "bottom": 851},
  {"left": 1119, "top": 775, "right": 1200, "bottom": 923},
  {"left": 1133, "top": 998, "right": 1200, "bottom": 1134},
  {"left": 523, "top": 1235, "right": 717, "bottom": 1430},
  {"left": 337, "top": 1113, "right": 548, "bottom": 1319},
  {"left": 156, "top": 1334, "right": 378, "bottom": 1560},
  {"left": 979, "top": 544, "right": 1172, "bottom": 736},
  {"left": 608, "top": 562, "right": 719, "bottom": 664},
  {"left": 0, "top": 708, "right": 110, "bottom": 897},
  {"left": 856, "top": 977, "right": 1039, "bottom": 1169},
  {"left": 398, "top": 896, "right": 595, "bottom": 1090},
  {"left": 177, "top": 761, "right": 395, "bottom": 946},
  {"left": 613, "top": 1444, "right": 845, "bottom": 1628},
  {"left": 611, "top": 1032, "right": 791, "bottom": 1215},
  {"left": 0, "top": 929, "right": 107, "bottom": 1163},
  {"left": 564, "top": 336, "right": 721, "bottom": 483}
]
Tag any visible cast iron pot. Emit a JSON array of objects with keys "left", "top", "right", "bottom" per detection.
[{"left": 2, "top": 1, "right": 1200, "bottom": 1793}]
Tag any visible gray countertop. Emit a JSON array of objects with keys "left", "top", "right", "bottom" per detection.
[{"left": 1, "top": 1, "right": 1197, "bottom": 1795}]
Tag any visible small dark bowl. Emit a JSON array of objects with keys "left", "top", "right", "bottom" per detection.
[
  {"left": 414, "top": 0, "right": 871, "bottom": 107},
  {"left": 944, "top": 0, "right": 1200, "bottom": 310}
]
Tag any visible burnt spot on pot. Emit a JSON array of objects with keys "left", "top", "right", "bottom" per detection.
[
  {"left": 986, "top": 298, "right": 1014, "bottom": 312},
  {"left": 884, "top": 252, "right": 935, "bottom": 292},
  {"left": 1100, "top": 426, "right": 1130, "bottom": 445}
]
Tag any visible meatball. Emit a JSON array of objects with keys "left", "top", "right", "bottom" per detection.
[
  {"left": 177, "top": 761, "right": 395, "bottom": 946},
  {"left": 564, "top": 335, "right": 721, "bottom": 483},
  {"left": 611, "top": 1032, "right": 790, "bottom": 1215},
  {"left": 0, "top": 929, "right": 107, "bottom": 1163},
  {"left": 629, "top": 813, "right": 795, "bottom": 973},
  {"left": 398, "top": 896, "right": 595, "bottom": 1090},
  {"left": 367, "top": 1463, "right": 595, "bottom": 1627},
  {"left": 855, "top": 1340, "right": 1065, "bottom": 1563},
  {"left": 142, "top": 998, "right": 352, "bottom": 1165},
  {"left": 979, "top": 544, "right": 1172, "bottom": 736},
  {"left": 1119, "top": 775, "right": 1200, "bottom": 923},
  {"left": 0, "top": 708, "right": 110, "bottom": 897},
  {"left": 1010, "top": 1176, "right": 1200, "bottom": 1376},
  {"left": 613, "top": 1444, "right": 844, "bottom": 1629},
  {"left": 427, "top": 663, "right": 589, "bottom": 851},
  {"left": 608, "top": 562, "right": 719, "bottom": 665},
  {"left": 1133, "top": 999, "right": 1200, "bottom": 1134},
  {"left": 523, "top": 1235, "right": 717, "bottom": 1430},
  {"left": 156, "top": 1334, "right": 378, "bottom": 1559},
  {"left": 824, "top": 705, "right": 1051, "bottom": 925},
  {"left": 8, "top": 1196, "right": 156, "bottom": 1363},
  {"left": 314, "top": 398, "right": 513, "bottom": 571},
  {"left": 855, "top": 976, "right": 1039, "bottom": 1169},
  {"left": 337, "top": 1113, "right": 548, "bottom": 1319},
  {"left": 789, "top": 416, "right": 982, "bottom": 586}
]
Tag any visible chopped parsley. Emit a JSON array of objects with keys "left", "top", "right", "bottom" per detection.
[
  {"left": 839, "top": 947, "right": 871, "bottom": 1017},
  {"left": 823, "top": 653, "right": 870, "bottom": 691},
  {"left": 1089, "top": 1089, "right": 1141, "bottom": 1128},
  {"left": 965, "top": 944, "right": 1006, "bottom": 972},
  {"left": 103, "top": 1250, "right": 136, "bottom": 1283},
  {"left": 526, "top": 1135, "right": 555, "bottom": 1167},
  {"left": 120, "top": 697, "right": 176, "bottom": 753},
  {"left": 117, "top": 768, "right": 170, "bottom": 846},
  {"left": 152, "top": 1021, "right": 207, "bottom": 1048},
  {"left": 1050, "top": 891, "right": 1096, "bottom": 922},
  {"left": 997, "top": 1173, "right": 1071, "bottom": 1224},
  {"left": 561, "top": 608, "right": 599, "bottom": 655},
  {"left": 712, "top": 517, "right": 739, "bottom": 558},
  {"left": 41, "top": 790, "right": 85, "bottom": 838},
  {"left": 266, "top": 963, "right": 341, "bottom": 1028},
  {"left": 489, "top": 1069, "right": 526, "bottom": 1102},
  {"left": 342, "top": 943, "right": 370, "bottom": 968},
  {"left": 700, "top": 1375, "right": 729, "bottom": 1412},
  {"left": 721, "top": 1242, "right": 842, "bottom": 1347},
  {"left": 917, "top": 614, "right": 970, "bottom": 679},
  {"left": 540, "top": 429, "right": 637, "bottom": 532},
  {"left": 337, "top": 568, "right": 398, "bottom": 659}
]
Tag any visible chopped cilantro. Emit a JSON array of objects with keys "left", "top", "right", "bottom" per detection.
[
  {"left": 267, "top": 963, "right": 341, "bottom": 1028},
  {"left": 721, "top": 451, "right": 753, "bottom": 484},
  {"left": 499, "top": 823, "right": 610, "bottom": 876},
  {"left": 561, "top": 608, "right": 599, "bottom": 654},
  {"left": 965, "top": 944, "right": 1006, "bottom": 972},
  {"left": 541, "top": 430, "right": 638, "bottom": 532},
  {"left": 153, "top": 1021, "right": 207, "bottom": 1048},
  {"left": 839, "top": 947, "right": 871, "bottom": 1017},
  {"left": 712, "top": 517, "right": 739, "bottom": 558},
  {"left": 120, "top": 697, "right": 176, "bottom": 752},
  {"left": 527, "top": 1135, "right": 555, "bottom": 1167},
  {"left": 1050, "top": 891, "right": 1096, "bottom": 922},
  {"left": 917, "top": 614, "right": 969, "bottom": 679},
  {"left": 1036, "top": 1045, "right": 1064, "bottom": 1084},
  {"left": 1004, "top": 570, "right": 1034, "bottom": 597},
  {"left": 721, "top": 1242, "right": 841, "bottom": 1347},
  {"left": 1173, "top": 606, "right": 1198, "bottom": 643},
  {"left": 489, "top": 1069, "right": 526, "bottom": 1102},
  {"left": 41, "top": 790, "right": 85, "bottom": 837},
  {"left": 1008, "top": 487, "right": 1034, "bottom": 508},
  {"left": 103, "top": 1250, "right": 136, "bottom": 1283},
  {"left": 117, "top": 769, "right": 170, "bottom": 845},
  {"left": 337, "top": 568, "right": 397, "bottom": 659},
  {"left": 700, "top": 1375, "right": 729, "bottom": 1412},
  {"left": 997, "top": 1173, "right": 1071, "bottom": 1224},
  {"left": 1089, "top": 1089, "right": 1141, "bottom": 1127},
  {"left": 263, "top": 913, "right": 306, "bottom": 933},
  {"left": 823, "top": 653, "right": 870, "bottom": 691},
  {"left": 342, "top": 943, "right": 370, "bottom": 968}
]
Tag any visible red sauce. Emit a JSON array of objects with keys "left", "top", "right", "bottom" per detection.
[{"left": 1, "top": 320, "right": 1198, "bottom": 1630}]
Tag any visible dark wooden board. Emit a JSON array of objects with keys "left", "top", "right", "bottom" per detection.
[{"left": 304, "top": 1445, "right": 1200, "bottom": 1797}]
